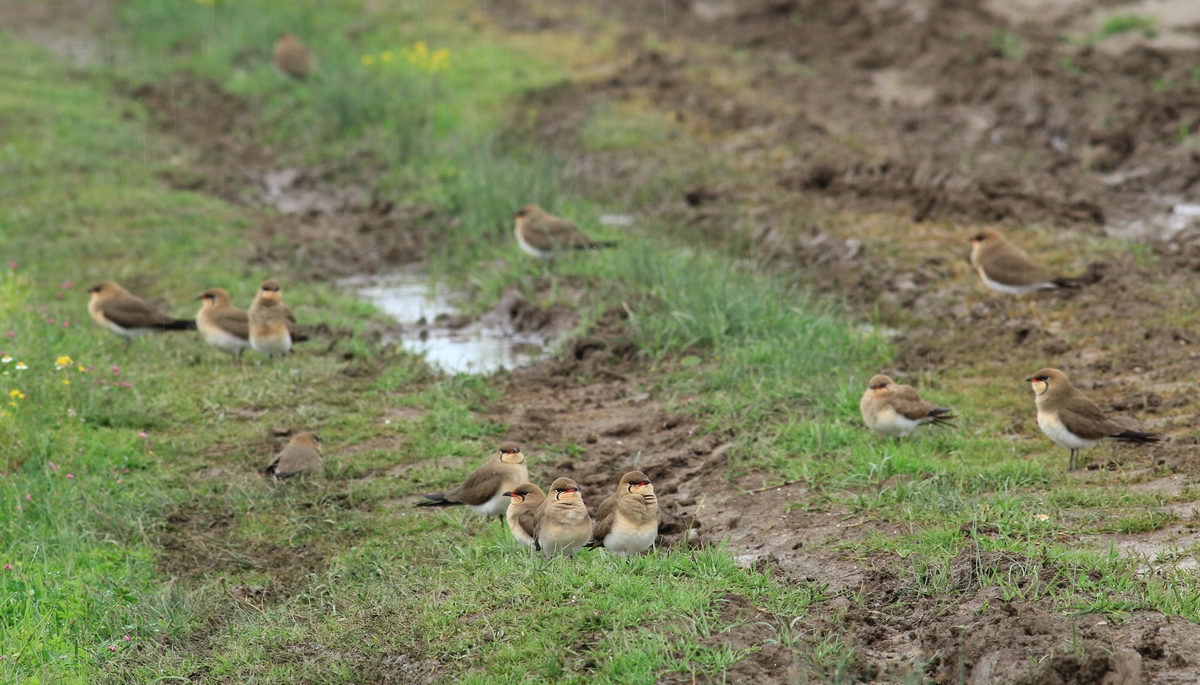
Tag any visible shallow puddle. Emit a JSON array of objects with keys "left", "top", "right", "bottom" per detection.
[{"left": 346, "top": 271, "right": 549, "bottom": 374}]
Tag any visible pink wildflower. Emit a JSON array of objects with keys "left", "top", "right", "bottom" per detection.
[
  {"left": 4, "top": 331, "right": 12, "bottom": 338},
  {"left": 3, "top": 564, "right": 12, "bottom": 570},
  {"left": 122, "top": 635, "right": 131, "bottom": 642},
  {"left": 61, "top": 281, "right": 73, "bottom": 289},
  {"left": 65, "top": 474, "right": 74, "bottom": 479},
  {"left": 107, "top": 645, "right": 117, "bottom": 652},
  {"left": 49, "top": 461, "right": 58, "bottom": 471},
  {"left": 24, "top": 494, "right": 30, "bottom": 501},
  {"left": 46, "top": 318, "right": 55, "bottom": 324},
  {"left": 138, "top": 431, "right": 147, "bottom": 439},
  {"left": 63, "top": 321, "right": 70, "bottom": 328}
]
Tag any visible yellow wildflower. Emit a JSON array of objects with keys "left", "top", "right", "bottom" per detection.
[
  {"left": 63, "top": 380, "right": 70, "bottom": 386},
  {"left": 1035, "top": 514, "right": 1050, "bottom": 521},
  {"left": 55, "top": 355, "right": 74, "bottom": 369},
  {"left": 8, "top": 389, "right": 22, "bottom": 399},
  {"left": 429, "top": 49, "right": 449, "bottom": 73},
  {"left": 77, "top": 366, "right": 85, "bottom": 372},
  {"left": 15, "top": 362, "right": 26, "bottom": 370},
  {"left": 1, "top": 356, "right": 11, "bottom": 364},
  {"left": 361, "top": 54, "right": 376, "bottom": 67},
  {"left": 380, "top": 51, "right": 394, "bottom": 64}
]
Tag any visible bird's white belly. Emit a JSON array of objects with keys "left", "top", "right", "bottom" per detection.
[
  {"left": 867, "top": 407, "right": 921, "bottom": 438},
  {"left": 469, "top": 494, "right": 510, "bottom": 518},
  {"left": 516, "top": 229, "right": 555, "bottom": 260},
  {"left": 539, "top": 518, "right": 592, "bottom": 558},
  {"left": 202, "top": 328, "right": 251, "bottom": 355},
  {"left": 979, "top": 269, "right": 1053, "bottom": 296},
  {"left": 1038, "top": 412, "right": 1098, "bottom": 450},
  {"left": 251, "top": 331, "right": 292, "bottom": 355},
  {"left": 604, "top": 518, "right": 657, "bottom": 557}
]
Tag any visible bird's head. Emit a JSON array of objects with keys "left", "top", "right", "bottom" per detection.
[
  {"left": 258, "top": 279, "right": 283, "bottom": 302},
  {"left": 503, "top": 482, "right": 543, "bottom": 504},
  {"left": 87, "top": 281, "right": 123, "bottom": 302},
  {"left": 620, "top": 471, "right": 653, "bottom": 496},
  {"left": 866, "top": 374, "right": 894, "bottom": 398},
  {"left": 969, "top": 228, "right": 1002, "bottom": 248},
  {"left": 549, "top": 477, "right": 581, "bottom": 502},
  {"left": 197, "top": 287, "right": 232, "bottom": 308},
  {"left": 498, "top": 442, "right": 524, "bottom": 464},
  {"left": 1024, "top": 368, "right": 1067, "bottom": 399}
]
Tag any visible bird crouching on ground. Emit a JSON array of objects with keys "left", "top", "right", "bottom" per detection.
[
  {"left": 502, "top": 482, "right": 546, "bottom": 549},
  {"left": 265, "top": 432, "right": 322, "bottom": 479},
  {"left": 1026, "top": 368, "right": 1160, "bottom": 471},
  {"left": 586, "top": 471, "right": 658, "bottom": 557},
  {"left": 248, "top": 279, "right": 304, "bottom": 359},
  {"left": 513, "top": 204, "right": 617, "bottom": 263},
  {"left": 273, "top": 33, "right": 314, "bottom": 80},
  {"left": 197, "top": 287, "right": 252, "bottom": 361},
  {"left": 969, "top": 229, "right": 1093, "bottom": 296},
  {"left": 533, "top": 477, "right": 592, "bottom": 558},
  {"left": 87, "top": 281, "right": 196, "bottom": 348},
  {"left": 416, "top": 443, "right": 529, "bottom": 519},
  {"left": 860, "top": 374, "right": 954, "bottom": 438}
]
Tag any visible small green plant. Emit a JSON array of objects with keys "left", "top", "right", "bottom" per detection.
[
  {"left": 1094, "top": 14, "right": 1157, "bottom": 41},
  {"left": 991, "top": 30, "right": 1025, "bottom": 61}
]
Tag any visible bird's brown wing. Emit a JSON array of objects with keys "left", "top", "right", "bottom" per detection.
[
  {"left": 981, "top": 243, "right": 1054, "bottom": 287},
  {"left": 446, "top": 466, "right": 502, "bottom": 506},
  {"left": 593, "top": 493, "right": 617, "bottom": 522},
  {"left": 209, "top": 308, "right": 250, "bottom": 339},
  {"left": 889, "top": 385, "right": 937, "bottom": 421},
  {"left": 1058, "top": 395, "right": 1123, "bottom": 441},
  {"left": 517, "top": 501, "right": 542, "bottom": 540},
  {"left": 589, "top": 508, "right": 616, "bottom": 545},
  {"left": 103, "top": 296, "right": 177, "bottom": 329},
  {"left": 283, "top": 305, "right": 297, "bottom": 326},
  {"left": 530, "top": 215, "right": 595, "bottom": 251},
  {"left": 268, "top": 446, "right": 320, "bottom": 477}
]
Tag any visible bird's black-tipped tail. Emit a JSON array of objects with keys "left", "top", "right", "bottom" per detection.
[
  {"left": 929, "top": 407, "right": 956, "bottom": 427},
  {"left": 1053, "top": 263, "right": 1104, "bottom": 290},
  {"left": 583, "top": 539, "right": 602, "bottom": 550},
  {"left": 1111, "top": 429, "right": 1160, "bottom": 445},
  {"left": 162, "top": 319, "right": 197, "bottom": 331},
  {"left": 415, "top": 493, "right": 463, "bottom": 508},
  {"left": 582, "top": 241, "right": 618, "bottom": 251}
]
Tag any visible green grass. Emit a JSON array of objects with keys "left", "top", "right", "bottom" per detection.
[{"left": 1095, "top": 14, "right": 1158, "bottom": 41}]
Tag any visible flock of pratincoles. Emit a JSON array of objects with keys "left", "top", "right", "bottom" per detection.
[{"left": 80, "top": 150, "right": 1160, "bottom": 558}]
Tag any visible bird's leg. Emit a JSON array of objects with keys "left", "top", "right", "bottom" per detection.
[
  {"left": 1069, "top": 449, "right": 1077, "bottom": 472},
  {"left": 124, "top": 338, "right": 132, "bottom": 352}
]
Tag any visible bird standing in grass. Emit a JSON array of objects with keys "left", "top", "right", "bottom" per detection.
[
  {"left": 533, "top": 477, "right": 592, "bottom": 558},
  {"left": 265, "top": 432, "right": 322, "bottom": 479},
  {"left": 502, "top": 482, "right": 546, "bottom": 549},
  {"left": 1026, "top": 368, "right": 1160, "bottom": 472},
  {"left": 87, "top": 281, "right": 196, "bottom": 349},
  {"left": 586, "top": 471, "right": 658, "bottom": 557},
  {"left": 248, "top": 279, "right": 298, "bottom": 359},
  {"left": 196, "top": 287, "right": 252, "bottom": 361},
  {"left": 969, "top": 229, "right": 1090, "bottom": 296},
  {"left": 273, "top": 33, "right": 314, "bottom": 80},
  {"left": 417, "top": 443, "right": 529, "bottom": 519},
  {"left": 860, "top": 374, "right": 954, "bottom": 438},
  {"left": 513, "top": 204, "right": 617, "bottom": 263}
]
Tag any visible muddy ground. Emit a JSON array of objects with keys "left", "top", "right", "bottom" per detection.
[{"left": 9, "top": 0, "right": 1200, "bottom": 681}]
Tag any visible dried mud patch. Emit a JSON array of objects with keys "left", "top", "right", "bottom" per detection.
[
  {"left": 493, "top": 0, "right": 1200, "bottom": 232},
  {"left": 819, "top": 549, "right": 1200, "bottom": 683},
  {"left": 128, "top": 74, "right": 439, "bottom": 280},
  {"left": 159, "top": 504, "right": 324, "bottom": 587}
]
